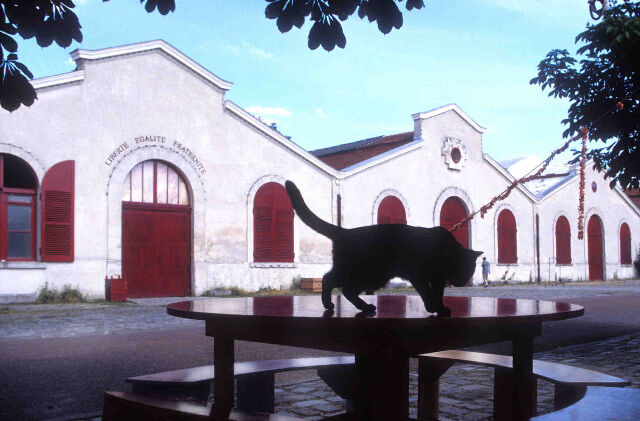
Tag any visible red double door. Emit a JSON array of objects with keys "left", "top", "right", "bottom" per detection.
[
  {"left": 122, "top": 203, "right": 191, "bottom": 298},
  {"left": 440, "top": 197, "right": 469, "bottom": 247},
  {"left": 587, "top": 215, "right": 604, "bottom": 281}
]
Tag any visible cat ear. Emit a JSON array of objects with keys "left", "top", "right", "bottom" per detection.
[{"left": 472, "top": 250, "right": 484, "bottom": 258}]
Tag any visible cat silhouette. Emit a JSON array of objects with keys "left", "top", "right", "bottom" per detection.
[{"left": 285, "top": 181, "right": 482, "bottom": 317}]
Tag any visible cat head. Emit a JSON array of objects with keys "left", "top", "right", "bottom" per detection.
[{"left": 449, "top": 249, "right": 483, "bottom": 287}]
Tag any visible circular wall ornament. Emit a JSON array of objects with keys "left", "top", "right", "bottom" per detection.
[
  {"left": 451, "top": 147, "right": 461, "bottom": 163},
  {"left": 591, "top": 181, "right": 597, "bottom": 192},
  {"left": 442, "top": 137, "right": 467, "bottom": 171}
]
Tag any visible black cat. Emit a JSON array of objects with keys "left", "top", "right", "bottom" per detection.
[{"left": 285, "top": 181, "right": 483, "bottom": 316}]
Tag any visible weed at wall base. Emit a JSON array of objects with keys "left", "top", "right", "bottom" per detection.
[{"left": 36, "top": 282, "right": 85, "bottom": 304}]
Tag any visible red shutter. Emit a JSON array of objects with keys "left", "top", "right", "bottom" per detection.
[
  {"left": 497, "top": 209, "right": 517, "bottom": 264},
  {"left": 377, "top": 196, "right": 406, "bottom": 225},
  {"left": 253, "top": 182, "right": 294, "bottom": 262},
  {"left": 555, "top": 216, "right": 571, "bottom": 264},
  {"left": 254, "top": 183, "right": 274, "bottom": 262},
  {"left": 620, "top": 223, "right": 631, "bottom": 265},
  {"left": 273, "top": 186, "right": 294, "bottom": 262},
  {"left": 41, "top": 160, "right": 75, "bottom": 262}
]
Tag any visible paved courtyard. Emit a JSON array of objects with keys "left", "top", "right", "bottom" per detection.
[
  {"left": 1, "top": 280, "right": 639, "bottom": 420},
  {"left": 272, "top": 331, "right": 640, "bottom": 420}
]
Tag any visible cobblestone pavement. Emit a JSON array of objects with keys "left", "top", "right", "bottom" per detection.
[
  {"left": 273, "top": 331, "right": 640, "bottom": 420},
  {"left": 2, "top": 280, "right": 639, "bottom": 420},
  {"left": 1, "top": 280, "right": 639, "bottom": 340}
]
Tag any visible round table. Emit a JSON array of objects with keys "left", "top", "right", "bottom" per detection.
[{"left": 168, "top": 295, "right": 583, "bottom": 420}]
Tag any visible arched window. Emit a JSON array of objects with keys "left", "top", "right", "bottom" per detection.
[
  {"left": 377, "top": 195, "right": 406, "bottom": 224},
  {"left": 497, "top": 209, "right": 517, "bottom": 264},
  {"left": 555, "top": 216, "right": 571, "bottom": 264},
  {"left": 253, "top": 182, "right": 294, "bottom": 263},
  {"left": 122, "top": 160, "right": 189, "bottom": 205},
  {"left": 0, "top": 154, "right": 38, "bottom": 260},
  {"left": 440, "top": 196, "right": 469, "bottom": 247},
  {"left": 620, "top": 223, "right": 631, "bottom": 265}
]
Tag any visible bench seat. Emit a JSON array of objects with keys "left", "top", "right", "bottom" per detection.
[
  {"left": 418, "top": 350, "right": 630, "bottom": 421},
  {"left": 103, "top": 391, "right": 304, "bottom": 421},
  {"left": 529, "top": 386, "right": 640, "bottom": 420},
  {"left": 127, "top": 356, "right": 355, "bottom": 413}
]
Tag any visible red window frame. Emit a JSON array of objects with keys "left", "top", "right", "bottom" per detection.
[
  {"left": 0, "top": 156, "right": 37, "bottom": 261},
  {"left": 377, "top": 195, "right": 407, "bottom": 224},
  {"left": 253, "top": 182, "right": 294, "bottom": 263},
  {"left": 497, "top": 209, "right": 517, "bottom": 264},
  {"left": 620, "top": 223, "right": 631, "bottom": 265},
  {"left": 555, "top": 216, "right": 572, "bottom": 264}
]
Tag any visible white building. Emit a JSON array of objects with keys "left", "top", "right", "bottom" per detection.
[{"left": 0, "top": 40, "right": 638, "bottom": 302}]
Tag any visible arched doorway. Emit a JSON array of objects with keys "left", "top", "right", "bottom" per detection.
[
  {"left": 377, "top": 196, "right": 407, "bottom": 224},
  {"left": 587, "top": 215, "right": 604, "bottom": 281},
  {"left": 121, "top": 160, "right": 191, "bottom": 297},
  {"left": 439, "top": 196, "right": 469, "bottom": 247}
]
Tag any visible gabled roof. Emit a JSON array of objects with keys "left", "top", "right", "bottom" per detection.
[
  {"left": 498, "top": 156, "right": 575, "bottom": 199},
  {"left": 311, "top": 131, "right": 415, "bottom": 171},
  {"left": 412, "top": 103, "right": 486, "bottom": 133},
  {"left": 64, "top": 40, "right": 233, "bottom": 92},
  {"left": 625, "top": 188, "right": 640, "bottom": 209}
]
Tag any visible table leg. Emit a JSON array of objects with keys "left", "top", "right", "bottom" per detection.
[
  {"left": 512, "top": 334, "right": 536, "bottom": 420},
  {"left": 211, "top": 336, "right": 234, "bottom": 419},
  {"left": 354, "top": 351, "right": 409, "bottom": 421},
  {"left": 417, "top": 359, "right": 454, "bottom": 421}
]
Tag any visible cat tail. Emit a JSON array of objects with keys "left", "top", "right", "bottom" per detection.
[{"left": 285, "top": 181, "right": 340, "bottom": 240}]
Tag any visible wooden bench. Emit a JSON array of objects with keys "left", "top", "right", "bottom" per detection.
[
  {"left": 418, "top": 350, "right": 630, "bottom": 421},
  {"left": 127, "top": 356, "right": 355, "bottom": 413},
  {"left": 103, "top": 391, "right": 304, "bottom": 421},
  {"left": 529, "top": 386, "right": 640, "bottom": 420}
]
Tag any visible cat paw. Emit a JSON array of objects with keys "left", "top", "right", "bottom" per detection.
[
  {"left": 362, "top": 303, "right": 377, "bottom": 314},
  {"left": 323, "top": 309, "right": 335, "bottom": 318},
  {"left": 437, "top": 306, "right": 451, "bottom": 317},
  {"left": 324, "top": 302, "right": 335, "bottom": 311}
]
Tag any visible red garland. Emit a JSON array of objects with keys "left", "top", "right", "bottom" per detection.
[
  {"left": 577, "top": 127, "right": 589, "bottom": 240},
  {"left": 449, "top": 130, "right": 584, "bottom": 233}
]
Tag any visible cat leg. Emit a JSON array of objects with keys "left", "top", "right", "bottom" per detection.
[
  {"left": 342, "top": 286, "right": 376, "bottom": 314},
  {"left": 322, "top": 272, "right": 336, "bottom": 311},
  {"left": 430, "top": 281, "right": 451, "bottom": 317},
  {"left": 412, "top": 281, "right": 437, "bottom": 313}
]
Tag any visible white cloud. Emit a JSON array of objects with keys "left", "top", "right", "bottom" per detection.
[
  {"left": 247, "top": 106, "right": 291, "bottom": 117},
  {"left": 222, "top": 45, "right": 241, "bottom": 56},
  {"left": 242, "top": 42, "right": 273, "bottom": 59},
  {"left": 478, "top": 0, "right": 585, "bottom": 22},
  {"left": 247, "top": 106, "right": 292, "bottom": 127}
]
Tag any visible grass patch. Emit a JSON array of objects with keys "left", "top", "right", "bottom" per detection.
[
  {"left": 36, "top": 282, "right": 86, "bottom": 304},
  {"left": 200, "top": 285, "right": 317, "bottom": 297}
]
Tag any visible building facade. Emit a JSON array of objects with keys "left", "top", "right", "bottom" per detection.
[{"left": 0, "top": 40, "right": 638, "bottom": 302}]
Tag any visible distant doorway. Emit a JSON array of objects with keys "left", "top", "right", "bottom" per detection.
[
  {"left": 121, "top": 160, "right": 191, "bottom": 298},
  {"left": 439, "top": 196, "right": 469, "bottom": 247},
  {"left": 587, "top": 215, "right": 604, "bottom": 281}
]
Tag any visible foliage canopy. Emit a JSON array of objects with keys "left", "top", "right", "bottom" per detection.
[{"left": 531, "top": 0, "right": 640, "bottom": 190}]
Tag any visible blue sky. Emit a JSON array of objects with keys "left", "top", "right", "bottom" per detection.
[{"left": 16, "top": 1, "right": 596, "bottom": 162}]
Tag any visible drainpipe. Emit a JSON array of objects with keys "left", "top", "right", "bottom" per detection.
[
  {"left": 337, "top": 194, "right": 342, "bottom": 227},
  {"left": 535, "top": 213, "right": 541, "bottom": 283}
]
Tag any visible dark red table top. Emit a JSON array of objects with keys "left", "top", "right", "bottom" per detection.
[{"left": 168, "top": 295, "right": 583, "bottom": 326}]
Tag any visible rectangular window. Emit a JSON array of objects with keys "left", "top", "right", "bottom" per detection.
[{"left": 3, "top": 195, "right": 35, "bottom": 260}]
